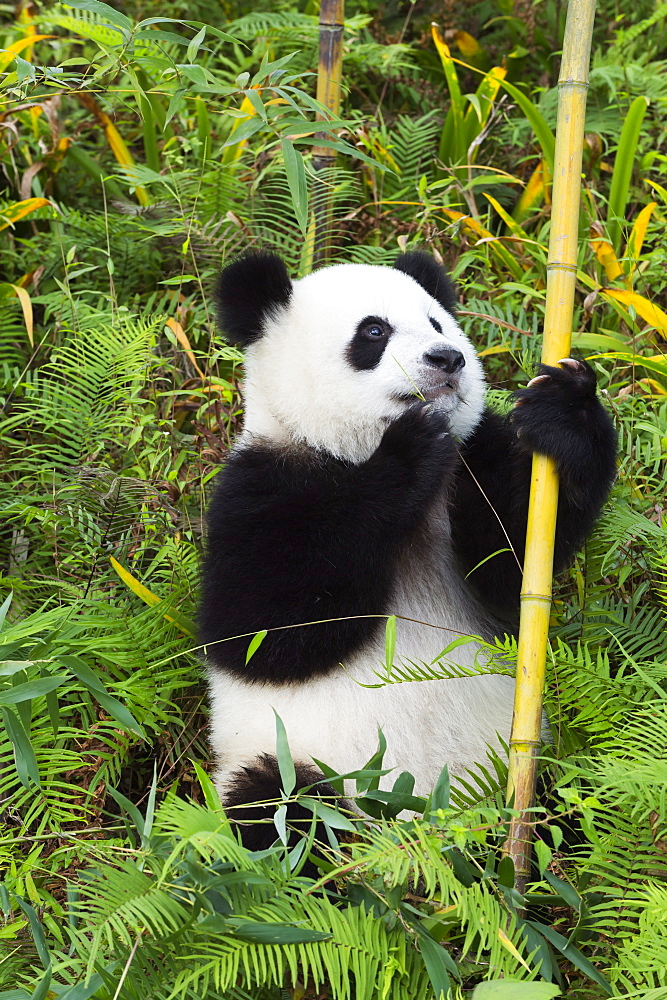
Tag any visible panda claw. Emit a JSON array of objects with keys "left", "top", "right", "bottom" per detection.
[
  {"left": 558, "top": 357, "right": 582, "bottom": 371},
  {"left": 526, "top": 374, "right": 550, "bottom": 388}
]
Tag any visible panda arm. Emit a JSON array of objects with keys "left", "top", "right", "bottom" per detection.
[
  {"left": 199, "top": 405, "right": 457, "bottom": 682},
  {"left": 450, "top": 360, "right": 617, "bottom": 617}
]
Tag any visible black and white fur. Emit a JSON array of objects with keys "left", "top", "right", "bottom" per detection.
[{"left": 200, "top": 251, "right": 616, "bottom": 842}]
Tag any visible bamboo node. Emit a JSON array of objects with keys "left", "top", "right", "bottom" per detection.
[
  {"left": 545, "top": 262, "right": 577, "bottom": 272},
  {"left": 558, "top": 79, "right": 590, "bottom": 91}
]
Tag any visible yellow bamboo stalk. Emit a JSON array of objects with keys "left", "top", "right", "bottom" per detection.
[
  {"left": 504, "top": 0, "right": 597, "bottom": 894},
  {"left": 312, "top": 0, "right": 344, "bottom": 267}
]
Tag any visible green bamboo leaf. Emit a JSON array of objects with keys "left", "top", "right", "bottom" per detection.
[
  {"left": 186, "top": 24, "right": 206, "bottom": 63},
  {"left": 473, "top": 983, "right": 561, "bottom": 999},
  {"left": 229, "top": 919, "right": 331, "bottom": 944},
  {"left": 58, "top": 655, "right": 143, "bottom": 737},
  {"left": 63, "top": 0, "right": 131, "bottom": 32},
  {"left": 14, "top": 897, "right": 50, "bottom": 969},
  {"left": 430, "top": 764, "right": 450, "bottom": 812},
  {"left": 417, "top": 930, "right": 452, "bottom": 998},
  {"left": 191, "top": 758, "right": 223, "bottom": 811},
  {"left": 0, "top": 675, "right": 66, "bottom": 705},
  {"left": 299, "top": 797, "right": 357, "bottom": 831},
  {"left": 57, "top": 967, "right": 118, "bottom": 1000},
  {"left": 384, "top": 614, "right": 396, "bottom": 670},
  {"left": 0, "top": 592, "right": 12, "bottom": 631},
  {"left": 496, "top": 78, "right": 556, "bottom": 170},
  {"left": 245, "top": 629, "right": 267, "bottom": 664},
  {"left": 281, "top": 137, "right": 309, "bottom": 236},
  {"left": 607, "top": 96, "right": 649, "bottom": 252},
  {"left": 527, "top": 920, "right": 611, "bottom": 993},
  {"left": 273, "top": 710, "right": 296, "bottom": 795},
  {"left": 0, "top": 708, "right": 40, "bottom": 788}
]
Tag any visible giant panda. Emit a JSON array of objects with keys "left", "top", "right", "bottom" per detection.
[{"left": 199, "top": 250, "right": 616, "bottom": 845}]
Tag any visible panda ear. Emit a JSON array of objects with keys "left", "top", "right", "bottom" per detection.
[
  {"left": 393, "top": 251, "right": 458, "bottom": 317},
  {"left": 214, "top": 252, "right": 293, "bottom": 347}
]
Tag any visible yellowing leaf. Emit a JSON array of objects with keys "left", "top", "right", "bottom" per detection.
[
  {"left": 110, "top": 556, "right": 195, "bottom": 635},
  {"left": 0, "top": 197, "right": 51, "bottom": 232},
  {"left": 0, "top": 34, "right": 52, "bottom": 72},
  {"left": 0, "top": 283, "right": 33, "bottom": 346},
  {"left": 602, "top": 289, "right": 667, "bottom": 336},
  {"left": 441, "top": 209, "right": 526, "bottom": 279},
  {"left": 166, "top": 317, "right": 205, "bottom": 379},
  {"left": 454, "top": 30, "right": 483, "bottom": 59},
  {"left": 478, "top": 343, "right": 512, "bottom": 357},
  {"left": 514, "top": 158, "right": 548, "bottom": 224},
  {"left": 484, "top": 192, "right": 527, "bottom": 238},
  {"left": 497, "top": 926, "right": 531, "bottom": 971},
  {"left": 625, "top": 201, "right": 656, "bottom": 275},
  {"left": 644, "top": 178, "right": 667, "bottom": 205},
  {"left": 76, "top": 93, "right": 149, "bottom": 205},
  {"left": 590, "top": 226, "right": 623, "bottom": 281}
]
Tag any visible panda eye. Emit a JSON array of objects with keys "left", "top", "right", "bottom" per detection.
[
  {"left": 359, "top": 318, "right": 390, "bottom": 341},
  {"left": 429, "top": 316, "right": 443, "bottom": 334}
]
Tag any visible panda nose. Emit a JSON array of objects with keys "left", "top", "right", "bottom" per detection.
[{"left": 423, "top": 347, "right": 465, "bottom": 373}]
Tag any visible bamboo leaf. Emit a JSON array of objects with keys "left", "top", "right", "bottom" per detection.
[
  {"left": 0, "top": 198, "right": 51, "bottom": 232},
  {"left": 473, "top": 984, "right": 561, "bottom": 999},
  {"left": 245, "top": 629, "right": 268, "bottom": 664},
  {"left": 110, "top": 557, "right": 196, "bottom": 636},
  {"left": 0, "top": 675, "right": 66, "bottom": 705},
  {"left": 384, "top": 615, "right": 396, "bottom": 670},
  {"left": 63, "top": 0, "right": 132, "bottom": 32},
  {"left": 496, "top": 79, "right": 555, "bottom": 170},
  {"left": 607, "top": 96, "right": 648, "bottom": 252},
  {"left": 0, "top": 708, "right": 40, "bottom": 788},
  {"left": 58, "top": 654, "right": 144, "bottom": 736},
  {"left": 527, "top": 921, "right": 611, "bottom": 993},
  {"left": 229, "top": 919, "right": 331, "bottom": 944},
  {"left": 0, "top": 592, "right": 12, "bottom": 631},
  {"left": 625, "top": 200, "right": 656, "bottom": 274},
  {"left": 273, "top": 710, "right": 296, "bottom": 796},
  {"left": 590, "top": 229, "right": 623, "bottom": 281},
  {"left": 417, "top": 929, "right": 452, "bottom": 998},
  {"left": 281, "top": 137, "right": 309, "bottom": 235},
  {"left": 601, "top": 289, "right": 667, "bottom": 336}
]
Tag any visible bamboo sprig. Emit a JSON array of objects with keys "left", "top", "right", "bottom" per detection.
[
  {"left": 504, "top": 0, "right": 597, "bottom": 895},
  {"left": 312, "top": 0, "right": 344, "bottom": 267}
]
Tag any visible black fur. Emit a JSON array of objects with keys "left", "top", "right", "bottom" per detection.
[
  {"left": 199, "top": 404, "right": 456, "bottom": 680},
  {"left": 225, "top": 754, "right": 336, "bottom": 861},
  {"left": 451, "top": 360, "right": 617, "bottom": 618},
  {"left": 200, "top": 362, "right": 616, "bottom": 675},
  {"left": 393, "top": 251, "right": 458, "bottom": 316},
  {"left": 346, "top": 316, "right": 394, "bottom": 371},
  {"left": 214, "top": 252, "right": 292, "bottom": 347}
]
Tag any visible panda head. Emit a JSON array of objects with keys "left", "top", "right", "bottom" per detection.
[{"left": 215, "top": 251, "right": 486, "bottom": 462}]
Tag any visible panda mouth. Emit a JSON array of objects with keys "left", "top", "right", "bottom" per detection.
[{"left": 422, "top": 380, "right": 459, "bottom": 398}]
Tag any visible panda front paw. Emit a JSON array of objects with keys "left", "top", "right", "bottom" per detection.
[
  {"left": 511, "top": 358, "right": 615, "bottom": 480},
  {"left": 377, "top": 403, "right": 457, "bottom": 478}
]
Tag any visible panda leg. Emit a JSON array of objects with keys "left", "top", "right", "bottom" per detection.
[{"left": 223, "top": 755, "right": 339, "bottom": 874}]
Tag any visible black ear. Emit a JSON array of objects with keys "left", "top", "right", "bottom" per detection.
[
  {"left": 394, "top": 251, "right": 458, "bottom": 317},
  {"left": 214, "top": 252, "right": 293, "bottom": 348}
]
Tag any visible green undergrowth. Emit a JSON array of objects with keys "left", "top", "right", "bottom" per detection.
[{"left": 1, "top": 0, "right": 667, "bottom": 996}]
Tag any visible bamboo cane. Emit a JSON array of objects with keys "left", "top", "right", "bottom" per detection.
[
  {"left": 312, "top": 0, "right": 344, "bottom": 267},
  {"left": 504, "top": 0, "right": 597, "bottom": 895}
]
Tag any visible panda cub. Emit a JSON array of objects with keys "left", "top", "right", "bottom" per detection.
[{"left": 200, "top": 251, "right": 616, "bottom": 841}]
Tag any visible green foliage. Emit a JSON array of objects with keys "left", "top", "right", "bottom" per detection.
[{"left": 1, "top": 0, "right": 667, "bottom": 996}]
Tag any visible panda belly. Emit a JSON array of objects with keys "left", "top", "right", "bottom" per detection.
[{"left": 208, "top": 511, "right": 516, "bottom": 800}]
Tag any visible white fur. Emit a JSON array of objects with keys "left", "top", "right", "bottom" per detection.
[{"left": 208, "top": 260, "right": 513, "bottom": 798}]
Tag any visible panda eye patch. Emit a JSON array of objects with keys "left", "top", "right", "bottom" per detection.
[
  {"left": 347, "top": 316, "right": 393, "bottom": 371},
  {"left": 429, "top": 316, "right": 443, "bottom": 334}
]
